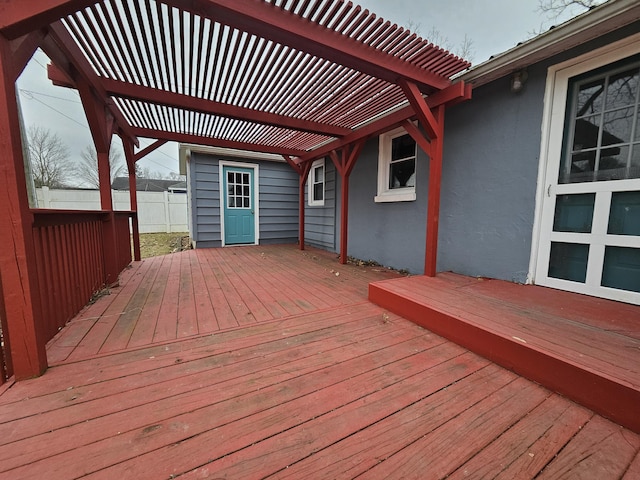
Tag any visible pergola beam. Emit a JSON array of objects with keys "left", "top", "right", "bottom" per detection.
[
  {"left": 297, "top": 81, "right": 470, "bottom": 164},
  {"left": 134, "top": 139, "right": 169, "bottom": 163},
  {"left": 168, "top": 0, "right": 451, "bottom": 94},
  {"left": 131, "top": 127, "right": 307, "bottom": 157},
  {"left": 8, "top": 31, "right": 46, "bottom": 82},
  {"left": 399, "top": 79, "right": 439, "bottom": 140},
  {"left": 0, "top": 0, "right": 99, "bottom": 39},
  {"left": 41, "top": 21, "right": 138, "bottom": 147},
  {"left": 101, "top": 77, "right": 351, "bottom": 138},
  {"left": 401, "top": 120, "right": 432, "bottom": 158}
]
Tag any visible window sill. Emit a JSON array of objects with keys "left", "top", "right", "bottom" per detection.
[
  {"left": 308, "top": 201, "right": 325, "bottom": 207},
  {"left": 374, "top": 191, "right": 416, "bottom": 203}
]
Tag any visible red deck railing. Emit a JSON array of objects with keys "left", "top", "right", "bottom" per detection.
[
  {"left": 0, "top": 272, "right": 11, "bottom": 385},
  {"left": 113, "top": 212, "right": 133, "bottom": 274},
  {"left": 0, "top": 210, "right": 133, "bottom": 384},
  {"left": 31, "top": 210, "right": 133, "bottom": 344}
]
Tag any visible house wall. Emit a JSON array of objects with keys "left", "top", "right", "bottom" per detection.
[
  {"left": 189, "top": 152, "right": 299, "bottom": 248},
  {"left": 340, "top": 23, "right": 640, "bottom": 281},
  {"left": 304, "top": 160, "right": 337, "bottom": 251},
  {"left": 437, "top": 70, "right": 547, "bottom": 283},
  {"left": 346, "top": 139, "right": 429, "bottom": 273}
]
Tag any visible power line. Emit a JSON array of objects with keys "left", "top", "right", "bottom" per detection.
[
  {"left": 19, "top": 88, "right": 82, "bottom": 104},
  {"left": 22, "top": 93, "right": 89, "bottom": 129},
  {"left": 21, "top": 91, "right": 180, "bottom": 174}
]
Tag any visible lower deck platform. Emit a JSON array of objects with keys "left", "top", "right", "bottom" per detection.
[
  {"left": 369, "top": 272, "right": 640, "bottom": 434},
  {"left": 0, "top": 247, "right": 638, "bottom": 478}
]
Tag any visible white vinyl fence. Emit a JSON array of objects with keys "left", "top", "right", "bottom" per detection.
[{"left": 36, "top": 186, "right": 188, "bottom": 234}]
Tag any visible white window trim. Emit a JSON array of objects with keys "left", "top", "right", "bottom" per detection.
[
  {"left": 375, "top": 126, "right": 417, "bottom": 203},
  {"left": 528, "top": 32, "right": 640, "bottom": 304},
  {"left": 308, "top": 158, "right": 325, "bottom": 206},
  {"left": 218, "top": 160, "right": 260, "bottom": 247}
]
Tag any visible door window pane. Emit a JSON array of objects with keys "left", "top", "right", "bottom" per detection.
[
  {"left": 609, "top": 191, "right": 640, "bottom": 235},
  {"left": 572, "top": 116, "right": 600, "bottom": 150},
  {"left": 549, "top": 242, "right": 590, "bottom": 283},
  {"left": 227, "top": 170, "right": 251, "bottom": 209},
  {"left": 560, "top": 59, "right": 640, "bottom": 184},
  {"left": 597, "top": 145, "right": 629, "bottom": 181},
  {"left": 602, "top": 246, "right": 640, "bottom": 293},
  {"left": 553, "top": 194, "right": 595, "bottom": 233},
  {"left": 576, "top": 79, "right": 604, "bottom": 115},
  {"left": 605, "top": 68, "right": 639, "bottom": 111},
  {"left": 602, "top": 107, "right": 634, "bottom": 145}
]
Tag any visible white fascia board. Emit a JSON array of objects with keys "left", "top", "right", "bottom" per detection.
[{"left": 178, "top": 143, "right": 285, "bottom": 163}]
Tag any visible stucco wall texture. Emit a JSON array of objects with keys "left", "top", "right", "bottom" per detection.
[{"left": 346, "top": 24, "right": 639, "bottom": 281}]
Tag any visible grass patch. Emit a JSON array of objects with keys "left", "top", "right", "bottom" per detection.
[{"left": 137, "top": 233, "right": 191, "bottom": 258}]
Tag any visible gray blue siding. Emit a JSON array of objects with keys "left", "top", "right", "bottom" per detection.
[
  {"left": 347, "top": 139, "right": 428, "bottom": 274},
  {"left": 304, "top": 160, "right": 337, "bottom": 251},
  {"left": 189, "top": 152, "right": 299, "bottom": 248},
  {"left": 258, "top": 166, "right": 299, "bottom": 245}
]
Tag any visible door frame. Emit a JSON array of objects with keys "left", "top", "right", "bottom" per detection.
[
  {"left": 219, "top": 161, "right": 260, "bottom": 247},
  {"left": 529, "top": 32, "right": 640, "bottom": 304}
]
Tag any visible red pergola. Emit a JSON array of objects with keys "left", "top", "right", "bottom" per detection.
[{"left": 0, "top": 0, "right": 470, "bottom": 380}]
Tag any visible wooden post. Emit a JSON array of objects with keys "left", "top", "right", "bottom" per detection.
[
  {"left": 123, "top": 137, "right": 141, "bottom": 261},
  {"left": 76, "top": 78, "right": 121, "bottom": 285},
  {"left": 331, "top": 143, "right": 364, "bottom": 265},
  {"left": 283, "top": 155, "right": 311, "bottom": 251},
  {"left": 298, "top": 162, "right": 312, "bottom": 250},
  {"left": 425, "top": 105, "right": 445, "bottom": 277},
  {"left": 339, "top": 169, "right": 350, "bottom": 264},
  {"left": 0, "top": 34, "right": 47, "bottom": 379},
  {"left": 97, "top": 149, "right": 120, "bottom": 285}
]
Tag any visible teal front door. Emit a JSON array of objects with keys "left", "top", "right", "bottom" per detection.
[{"left": 223, "top": 166, "right": 255, "bottom": 245}]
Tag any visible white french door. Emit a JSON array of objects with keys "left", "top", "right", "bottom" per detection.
[
  {"left": 534, "top": 36, "right": 640, "bottom": 305},
  {"left": 536, "top": 179, "right": 640, "bottom": 304}
]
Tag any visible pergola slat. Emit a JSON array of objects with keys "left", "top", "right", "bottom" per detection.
[{"left": 44, "top": 0, "right": 470, "bottom": 159}]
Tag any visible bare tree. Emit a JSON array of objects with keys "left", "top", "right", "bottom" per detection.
[
  {"left": 135, "top": 163, "right": 184, "bottom": 181},
  {"left": 415, "top": 25, "right": 475, "bottom": 64},
  {"left": 75, "top": 145, "right": 127, "bottom": 189},
  {"left": 26, "top": 125, "right": 73, "bottom": 188},
  {"left": 531, "top": 0, "right": 607, "bottom": 35},
  {"left": 537, "top": 0, "right": 604, "bottom": 19}
]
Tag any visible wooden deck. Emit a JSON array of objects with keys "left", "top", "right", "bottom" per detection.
[
  {"left": 0, "top": 245, "right": 638, "bottom": 479},
  {"left": 370, "top": 272, "right": 640, "bottom": 434}
]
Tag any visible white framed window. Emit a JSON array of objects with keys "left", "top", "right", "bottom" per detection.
[
  {"left": 308, "top": 158, "right": 325, "bottom": 206},
  {"left": 375, "top": 126, "right": 417, "bottom": 203}
]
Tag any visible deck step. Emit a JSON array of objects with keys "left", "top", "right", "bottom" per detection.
[{"left": 369, "top": 274, "right": 640, "bottom": 434}]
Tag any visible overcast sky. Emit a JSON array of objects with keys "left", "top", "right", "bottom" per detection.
[{"left": 15, "top": 0, "right": 594, "bottom": 184}]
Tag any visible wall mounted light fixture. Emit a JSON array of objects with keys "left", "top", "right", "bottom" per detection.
[{"left": 510, "top": 69, "right": 528, "bottom": 93}]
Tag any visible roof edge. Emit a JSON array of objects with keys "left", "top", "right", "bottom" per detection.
[
  {"left": 179, "top": 144, "right": 286, "bottom": 162},
  {"left": 460, "top": 0, "right": 640, "bottom": 87}
]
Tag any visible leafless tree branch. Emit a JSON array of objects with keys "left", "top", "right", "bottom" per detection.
[{"left": 26, "top": 125, "right": 73, "bottom": 188}]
